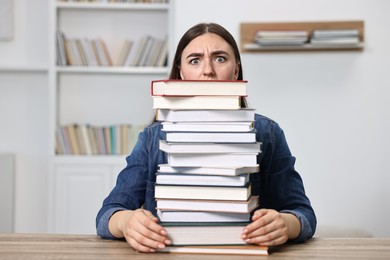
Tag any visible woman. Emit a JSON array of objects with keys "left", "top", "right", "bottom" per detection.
[{"left": 96, "top": 23, "right": 316, "bottom": 253}]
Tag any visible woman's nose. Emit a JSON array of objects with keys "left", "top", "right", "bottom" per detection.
[{"left": 203, "top": 60, "right": 215, "bottom": 77}]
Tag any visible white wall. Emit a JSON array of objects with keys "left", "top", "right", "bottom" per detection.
[
  {"left": 0, "top": 0, "right": 49, "bottom": 233},
  {"left": 172, "top": 0, "right": 390, "bottom": 237},
  {"left": 1, "top": 0, "right": 389, "bottom": 237}
]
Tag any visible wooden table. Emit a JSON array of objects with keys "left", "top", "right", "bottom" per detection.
[{"left": 0, "top": 233, "right": 389, "bottom": 259}]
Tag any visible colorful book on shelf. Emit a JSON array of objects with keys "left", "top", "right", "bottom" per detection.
[
  {"left": 159, "top": 221, "right": 250, "bottom": 245},
  {"left": 156, "top": 108, "right": 255, "bottom": 122},
  {"left": 156, "top": 196, "right": 259, "bottom": 213},
  {"left": 165, "top": 130, "right": 256, "bottom": 143},
  {"left": 158, "top": 164, "right": 260, "bottom": 176},
  {"left": 167, "top": 153, "right": 258, "bottom": 167},
  {"left": 155, "top": 183, "right": 251, "bottom": 201},
  {"left": 156, "top": 172, "right": 249, "bottom": 187},
  {"left": 151, "top": 80, "right": 248, "bottom": 96},
  {"left": 161, "top": 121, "right": 254, "bottom": 132},
  {"left": 158, "top": 244, "right": 268, "bottom": 255},
  {"left": 157, "top": 209, "right": 251, "bottom": 223},
  {"left": 159, "top": 140, "right": 261, "bottom": 154},
  {"left": 152, "top": 95, "right": 243, "bottom": 110}
]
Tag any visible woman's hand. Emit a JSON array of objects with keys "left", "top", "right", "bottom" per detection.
[
  {"left": 241, "top": 209, "right": 300, "bottom": 246},
  {"left": 109, "top": 209, "right": 171, "bottom": 253}
]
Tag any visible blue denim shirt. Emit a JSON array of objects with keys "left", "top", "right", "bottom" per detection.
[{"left": 96, "top": 113, "right": 316, "bottom": 242}]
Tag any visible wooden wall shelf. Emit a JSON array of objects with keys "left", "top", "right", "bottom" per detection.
[{"left": 240, "top": 20, "right": 364, "bottom": 52}]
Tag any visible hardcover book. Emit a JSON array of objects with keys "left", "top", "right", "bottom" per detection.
[
  {"left": 157, "top": 209, "right": 251, "bottom": 222},
  {"left": 157, "top": 164, "right": 260, "bottom": 176},
  {"left": 158, "top": 245, "right": 268, "bottom": 255},
  {"left": 156, "top": 196, "right": 259, "bottom": 213},
  {"left": 154, "top": 183, "right": 251, "bottom": 201},
  {"left": 165, "top": 130, "right": 256, "bottom": 143},
  {"left": 167, "top": 153, "right": 258, "bottom": 167},
  {"left": 159, "top": 140, "right": 261, "bottom": 154},
  {"left": 161, "top": 121, "right": 254, "bottom": 132},
  {"left": 155, "top": 172, "right": 249, "bottom": 187},
  {"left": 156, "top": 108, "right": 255, "bottom": 122},
  {"left": 152, "top": 95, "right": 242, "bottom": 110},
  {"left": 160, "top": 221, "right": 250, "bottom": 245},
  {"left": 151, "top": 80, "right": 247, "bottom": 96}
]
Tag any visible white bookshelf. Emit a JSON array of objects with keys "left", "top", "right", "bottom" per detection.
[
  {"left": 0, "top": 65, "right": 48, "bottom": 73},
  {"left": 47, "top": 0, "right": 172, "bottom": 234}
]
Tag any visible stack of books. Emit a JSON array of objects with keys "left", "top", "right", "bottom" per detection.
[
  {"left": 310, "top": 28, "right": 360, "bottom": 47},
  {"left": 151, "top": 80, "right": 268, "bottom": 255},
  {"left": 255, "top": 30, "right": 309, "bottom": 46}
]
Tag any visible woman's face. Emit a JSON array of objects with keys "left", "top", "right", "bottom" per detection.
[{"left": 179, "top": 33, "right": 239, "bottom": 81}]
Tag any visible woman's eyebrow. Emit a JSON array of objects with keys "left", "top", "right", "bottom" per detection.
[
  {"left": 186, "top": 50, "right": 229, "bottom": 59},
  {"left": 186, "top": 52, "right": 203, "bottom": 59},
  {"left": 211, "top": 50, "right": 229, "bottom": 56}
]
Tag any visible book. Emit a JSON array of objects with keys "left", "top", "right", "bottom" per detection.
[
  {"left": 167, "top": 153, "right": 258, "bottom": 167},
  {"left": 158, "top": 164, "right": 260, "bottom": 176},
  {"left": 156, "top": 196, "right": 259, "bottom": 213},
  {"left": 151, "top": 80, "right": 247, "bottom": 96},
  {"left": 165, "top": 131, "right": 256, "bottom": 143},
  {"left": 152, "top": 96, "right": 242, "bottom": 110},
  {"left": 160, "top": 221, "right": 249, "bottom": 245},
  {"left": 312, "top": 29, "right": 359, "bottom": 38},
  {"left": 159, "top": 140, "right": 261, "bottom": 154},
  {"left": 158, "top": 245, "right": 268, "bottom": 255},
  {"left": 255, "top": 30, "right": 308, "bottom": 46},
  {"left": 256, "top": 30, "right": 308, "bottom": 38},
  {"left": 157, "top": 209, "right": 250, "bottom": 222},
  {"left": 310, "top": 37, "right": 360, "bottom": 46},
  {"left": 161, "top": 121, "right": 254, "bottom": 132},
  {"left": 156, "top": 108, "right": 255, "bottom": 122},
  {"left": 156, "top": 172, "right": 249, "bottom": 186},
  {"left": 155, "top": 183, "right": 251, "bottom": 201}
]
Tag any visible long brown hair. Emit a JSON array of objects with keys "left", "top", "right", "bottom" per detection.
[{"left": 169, "top": 23, "right": 243, "bottom": 80}]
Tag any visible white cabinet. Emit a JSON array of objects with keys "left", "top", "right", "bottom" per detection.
[
  {"left": 48, "top": 157, "right": 124, "bottom": 234},
  {"left": 48, "top": 0, "right": 171, "bottom": 234}
]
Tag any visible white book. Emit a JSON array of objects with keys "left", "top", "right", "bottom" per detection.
[
  {"left": 160, "top": 222, "right": 250, "bottom": 246},
  {"left": 256, "top": 30, "right": 308, "bottom": 38},
  {"left": 155, "top": 183, "right": 251, "bottom": 201},
  {"left": 156, "top": 109, "right": 255, "bottom": 122},
  {"left": 312, "top": 29, "right": 359, "bottom": 38},
  {"left": 165, "top": 131, "right": 256, "bottom": 143},
  {"left": 256, "top": 37, "right": 308, "bottom": 46},
  {"left": 158, "top": 245, "right": 268, "bottom": 255},
  {"left": 156, "top": 172, "right": 249, "bottom": 186},
  {"left": 151, "top": 80, "right": 247, "bottom": 96},
  {"left": 167, "top": 153, "right": 258, "bottom": 167},
  {"left": 152, "top": 96, "right": 242, "bottom": 110},
  {"left": 161, "top": 121, "right": 254, "bottom": 132},
  {"left": 156, "top": 196, "right": 259, "bottom": 213},
  {"left": 158, "top": 164, "right": 260, "bottom": 176},
  {"left": 310, "top": 37, "right": 360, "bottom": 46},
  {"left": 159, "top": 140, "right": 261, "bottom": 154},
  {"left": 157, "top": 210, "right": 250, "bottom": 222}
]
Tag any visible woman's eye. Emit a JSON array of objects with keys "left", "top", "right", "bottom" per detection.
[
  {"left": 189, "top": 59, "right": 200, "bottom": 65},
  {"left": 215, "top": 56, "right": 226, "bottom": 63}
]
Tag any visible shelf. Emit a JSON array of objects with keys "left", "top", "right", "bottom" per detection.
[
  {"left": 52, "top": 155, "right": 126, "bottom": 164},
  {"left": 56, "top": 66, "right": 170, "bottom": 75},
  {"left": 0, "top": 65, "right": 48, "bottom": 73},
  {"left": 56, "top": 2, "right": 169, "bottom": 11},
  {"left": 240, "top": 20, "right": 364, "bottom": 52},
  {"left": 243, "top": 42, "right": 364, "bottom": 52}
]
